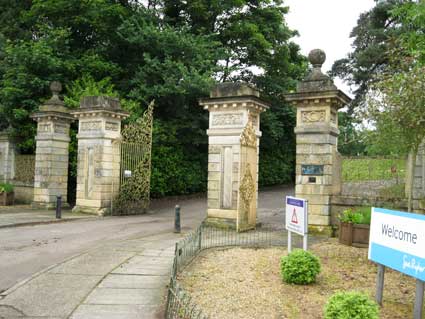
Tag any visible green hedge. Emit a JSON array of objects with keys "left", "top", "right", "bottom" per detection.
[
  {"left": 280, "top": 249, "right": 321, "bottom": 285},
  {"left": 324, "top": 291, "right": 379, "bottom": 319}
]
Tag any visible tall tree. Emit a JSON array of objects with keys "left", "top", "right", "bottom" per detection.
[
  {"left": 364, "top": 1, "right": 425, "bottom": 210},
  {"left": 162, "top": 0, "right": 307, "bottom": 185},
  {"left": 331, "top": 0, "right": 407, "bottom": 110}
]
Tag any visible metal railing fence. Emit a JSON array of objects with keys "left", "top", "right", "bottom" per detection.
[{"left": 165, "top": 224, "right": 289, "bottom": 319}]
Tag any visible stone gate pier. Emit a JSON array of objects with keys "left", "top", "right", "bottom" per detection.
[
  {"left": 200, "top": 83, "right": 269, "bottom": 231},
  {"left": 286, "top": 49, "right": 351, "bottom": 235},
  {"left": 72, "top": 96, "right": 128, "bottom": 215},
  {"left": 31, "top": 82, "right": 74, "bottom": 209},
  {"left": 0, "top": 129, "right": 15, "bottom": 183}
]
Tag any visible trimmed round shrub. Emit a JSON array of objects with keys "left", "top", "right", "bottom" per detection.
[
  {"left": 280, "top": 249, "right": 321, "bottom": 284},
  {"left": 324, "top": 291, "right": 379, "bottom": 319}
]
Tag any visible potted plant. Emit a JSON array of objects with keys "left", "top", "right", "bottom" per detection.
[
  {"left": 0, "top": 183, "right": 14, "bottom": 206},
  {"left": 338, "top": 207, "right": 371, "bottom": 247}
]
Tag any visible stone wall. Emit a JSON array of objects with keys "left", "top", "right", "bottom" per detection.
[
  {"left": 405, "top": 145, "right": 425, "bottom": 212},
  {"left": 330, "top": 195, "right": 407, "bottom": 228}
]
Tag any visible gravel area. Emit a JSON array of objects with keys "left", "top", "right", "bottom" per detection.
[{"left": 179, "top": 239, "right": 415, "bottom": 319}]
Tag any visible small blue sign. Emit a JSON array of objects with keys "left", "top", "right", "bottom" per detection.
[{"left": 287, "top": 197, "right": 304, "bottom": 208}]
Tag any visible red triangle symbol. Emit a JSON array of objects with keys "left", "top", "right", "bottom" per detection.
[{"left": 291, "top": 209, "right": 298, "bottom": 224}]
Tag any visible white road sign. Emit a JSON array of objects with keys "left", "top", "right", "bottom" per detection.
[{"left": 285, "top": 196, "right": 308, "bottom": 236}]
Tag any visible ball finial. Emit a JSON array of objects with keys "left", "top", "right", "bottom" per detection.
[
  {"left": 308, "top": 49, "right": 326, "bottom": 68},
  {"left": 50, "top": 81, "right": 62, "bottom": 96}
]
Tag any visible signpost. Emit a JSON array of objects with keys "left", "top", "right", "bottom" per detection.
[
  {"left": 285, "top": 196, "right": 308, "bottom": 252},
  {"left": 369, "top": 207, "right": 425, "bottom": 318}
]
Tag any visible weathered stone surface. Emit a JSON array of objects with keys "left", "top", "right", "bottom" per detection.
[
  {"left": 201, "top": 84, "right": 268, "bottom": 229},
  {"left": 31, "top": 82, "right": 73, "bottom": 209},
  {"left": 286, "top": 50, "right": 351, "bottom": 230},
  {"left": 209, "top": 82, "right": 260, "bottom": 98},
  {"left": 72, "top": 98, "right": 128, "bottom": 216}
]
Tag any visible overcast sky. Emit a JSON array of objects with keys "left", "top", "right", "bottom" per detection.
[{"left": 284, "top": 0, "right": 376, "bottom": 95}]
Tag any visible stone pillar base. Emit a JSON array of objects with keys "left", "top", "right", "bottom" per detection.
[
  {"left": 203, "top": 217, "right": 262, "bottom": 230},
  {"left": 72, "top": 205, "right": 109, "bottom": 216},
  {"left": 204, "top": 217, "right": 236, "bottom": 230},
  {"left": 31, "top": 201, "right": 70, "bottom": 210}
]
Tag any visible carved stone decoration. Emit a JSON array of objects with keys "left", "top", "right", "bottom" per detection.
[
  {"left": 211, "top": 113, "right": 243, "bottom": 126},
  {"left": 81, "top": 121, "right": 102, "bottom": 131},
  {"left": 249, "top": 114, "right": 258, "bottom": 128},
  {"left": 239, "top": 163, "right": 255, "bottom": 211},
  {"left": 301, "top": 110, "right": 326, "bottom": 123},
  {"left": 54, "top": 123, "right": 68, "bottom": 134},
  {"left": 240, "top": 121, "right": 257, "bottom": 148},
  {"left": 105, "top": 122, "right": 119, "bottom": 131},
  {"left": 331, "top": 112, "right": 337, "bottom": 124},
  {"left": 38, "top": 123, "right": 51, "bottom": 133},
  {"left": 208, "top": 145, "right": 221, "bottom": 154}
]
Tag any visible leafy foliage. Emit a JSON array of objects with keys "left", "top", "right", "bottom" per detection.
[
  {"left": 0, "top": 182, "right": 14, "bottom": 193},
  {"left": 280, "top": 249, "right": 321, "bottom": 285},
  {"left": 0, "top": 0, "right": 306, "bottom": 199},
  {"left": 339, "top": 207, "right": 371, "bottom": 225},
  {"left": 331, "top": 0, "right": 406, "bottom": 111},
  {"left": 64, "top": 75, "right": 118, "bottom": 108},
  {"left": 324, "top": 291, "right": 379, "bottom": 319}
]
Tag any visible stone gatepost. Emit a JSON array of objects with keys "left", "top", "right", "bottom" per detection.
[
  {"left": 285, "top": 49, "right": 351, "bottom": 235},
  {"left": 199, "top": 83, "right": 269, "bottom": 231},
  {"left": 72, "top": 96, "right": 128, "bottom": 215},
  {"left": 31, "top": 82, "right": 74, "bottom": 209},
  {"left": 0, "top": 129, "right": 15, "bottom": 182}
]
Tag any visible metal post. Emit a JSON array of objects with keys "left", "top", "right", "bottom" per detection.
[
  {"left": 287, "top": 231, "right": 292, "bottom": 253},
  {"left": 56, "top": 195, "right": 62, "bottom": 219},
  {"left": 414, "top": 280, "right": 424, "bottom": 319},
  {"left": 303, "top": 234, "right": 308, "bottom": 251},
  {"left": 376, "top": 264, "right": 385, "bottom": 306},
  {"left": 198, "top": 226, "right": 202, "bottom": 251},
  {"left": 174, "top": 205, "right": 181, "bottom": 233}
]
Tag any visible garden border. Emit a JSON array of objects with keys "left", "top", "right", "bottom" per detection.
[{"left": 165, "top": 224, "right": 289, "bottom": 319}]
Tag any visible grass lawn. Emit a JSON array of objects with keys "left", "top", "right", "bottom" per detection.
[
  {"left": 179, "top": 240, "right": 416, "bottom": 318},
  {"left": 342, "top": 158, "right": 405, "bottom": 182}
]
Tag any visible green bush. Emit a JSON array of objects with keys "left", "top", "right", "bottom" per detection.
[
  {"left": 339, "top": 207, "right": 371, "bottom": 225},
  {"left": 280, "top": 249, "right": 321, "bottom": 285},
  {"left": 0, "top": 183, "right": 14, "bottom": 193},
  {"left": 324, "top": 291, "right": 379, "bottom": 319}
]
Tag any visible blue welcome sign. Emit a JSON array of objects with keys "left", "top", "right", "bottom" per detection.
[{"left": 369, "top": 208, "right": 425, "bottom": 281}]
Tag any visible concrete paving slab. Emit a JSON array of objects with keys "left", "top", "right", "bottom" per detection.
[
  {"left": 0, "top": 274, "right": 102, "bottom": 317},
  {"left": 99, "top": 275, "right": 169, "bottom": 289},
  {"left": 48, "top": 251, "right": 134, "bottom": 275},
  {"left": 136, "top": 249, "right": 164, "bottom": 257},
  {"left": 70, "top": 304, "right": 160, "bottom": 319},
  {"left": 113, "top": 265, "right": 171, "bottom": 276},
  {"left": 120, "top": 255, "right": 173, "bottom": 266},
  {"left": 113, "top": 267, "right": 171, "bottom": 276},
  {"left": 84, "top": 288, "right": 162, "bottom": 306},
  {"left": 0, "top": 304, "right": 25, "bottom": 317}
]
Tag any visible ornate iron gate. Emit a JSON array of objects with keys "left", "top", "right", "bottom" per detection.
[{"left": 112, "top": 101, "right": 154, "bottom": 215}]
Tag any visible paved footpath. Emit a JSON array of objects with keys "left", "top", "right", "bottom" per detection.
[{"left": 0, "top": 231, "right": 184, "bottom": 319}]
